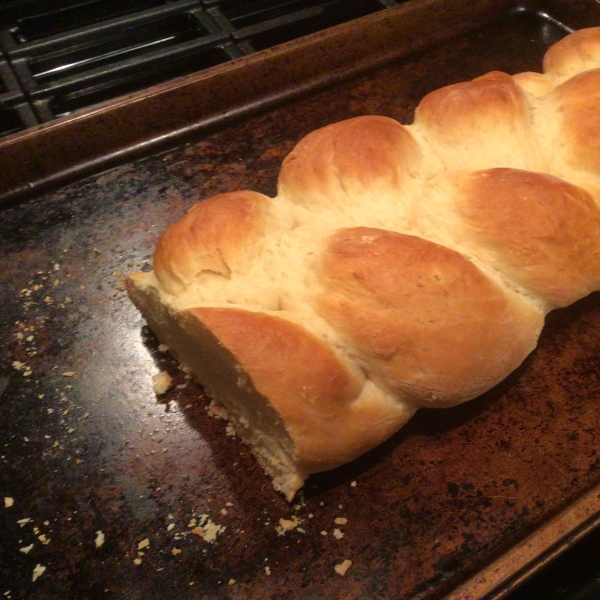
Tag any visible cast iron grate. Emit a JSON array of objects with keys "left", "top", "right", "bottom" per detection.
[{"left": 0, "top": 0, "right": 403, "bottom": 138}]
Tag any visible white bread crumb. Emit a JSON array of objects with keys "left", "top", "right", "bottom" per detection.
[
  {"left": 32, "top": 564, "right": 46, "bottom": 582},
  {"left": 276, "top": 516, "right": 301, "bottom": 536},
  {"left": 190, "top": 516, "right": 225, "bottom": 542},
  {"left": 152, "top": 371, "right": 172, "bottom": 395},
  {"left": 95, "top": 531, "right": 105, "bottom": 548},
  {"left": 334, "top": 560, "right": 352, "bottom": 576}
]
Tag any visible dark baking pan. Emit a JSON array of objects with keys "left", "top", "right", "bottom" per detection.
[{"left": 2, "top": 1, "right": 600, "bottom": 599}]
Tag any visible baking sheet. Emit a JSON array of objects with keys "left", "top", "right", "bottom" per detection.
[{"left": 2, "top": 1, "right": 600, "bottom": 598}]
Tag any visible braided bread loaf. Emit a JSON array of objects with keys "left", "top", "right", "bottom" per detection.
[{"left": 126, "top": 27, "right": 600, "bottom": 501}]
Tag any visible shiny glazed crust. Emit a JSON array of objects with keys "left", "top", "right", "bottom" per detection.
[
  {"left": 316, "top": 227, "right": 544, "bottom": 407},
  {"left": 126, "top": 27, "right": 600, "bottom": 500}
]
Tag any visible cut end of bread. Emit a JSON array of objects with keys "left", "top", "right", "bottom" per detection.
[
  {"left": 126, "top": 271, "right": 415, "bottom": 501},
  {"left": 126, "top": 272, "right": 309, "bottom": 500}
]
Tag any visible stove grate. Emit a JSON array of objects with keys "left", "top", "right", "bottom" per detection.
[{"left": 0, "top": 0, "right": 403, "bottom": 137}]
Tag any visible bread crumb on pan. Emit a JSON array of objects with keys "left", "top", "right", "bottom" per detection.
[
  {"left": 276, "top": 515, "right": 302, "bottom": 536},
  {"left": 95, "top": 531, "right": 105, "bottom": 548},
  {"left": 137, "top": 538, "right": 150, "bottom": 550},
  {"left": 32, "top": 564, "right": 46, "bottom": 582},
  {"left": 334, "top": 560, "right": 352, "bottom": 576},
  {"left": 152, "top": 371, "right": 172, "bottom": 395}
]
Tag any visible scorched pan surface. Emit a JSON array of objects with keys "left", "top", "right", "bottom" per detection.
[{"left": 2, "top": 2, "right": 600, "bottom": 599}]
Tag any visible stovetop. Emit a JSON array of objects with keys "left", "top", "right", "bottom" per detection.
[
  {"left": 0, "top": 0, "right": 400, "bottom": 137},
  {"left": 1, "top": 2, "right": 600, "bottom": 598}
]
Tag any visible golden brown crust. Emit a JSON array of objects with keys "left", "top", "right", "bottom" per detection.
[
  {"left": 413, "top": 71, "right": 540, "bottom": 171},
  {"left": 153, "top": 190, "right": 271, "bottom": 295},
  {"left": 511, "top": 71, "right": 554, "bottom": 97},
  {"left": 316, "top": 227, "right": 544, "bottom": 407},
  {"left": 188, "top": 307, "right": 412, "bottom": 472},
  {"left": 428, "top": 168, "right": 600, "bottom": 307},
  {"left": 545, "top": 69, "right": 600, "bottom": 178},
  {"left": 278, "top": 115, "right": 424, "bottom": 210},
  {"left": 543, "top": 27, "right": 600, "bottom": 81}
]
